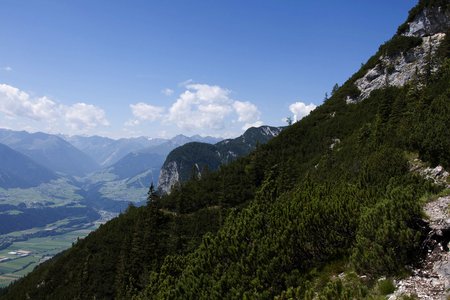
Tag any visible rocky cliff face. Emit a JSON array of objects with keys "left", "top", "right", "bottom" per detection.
[
  {"left": 348, "top": 3, "right": 449, "bottom": 103},
  {"left": 157, "top": 126, "right": 282, "bottom": 194},
  {"left": 158, "top": 161, "right": 180, "bottom": 195},
  {"left": 353, "top": 33, "right": 446, "bottom": 101},
  {"left": 403, "top": 5, "right": 450, "bottom": 37}
]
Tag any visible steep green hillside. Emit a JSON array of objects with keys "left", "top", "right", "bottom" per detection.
[{"left": 1, "top": 1, "right": 449, "bottom": 299}]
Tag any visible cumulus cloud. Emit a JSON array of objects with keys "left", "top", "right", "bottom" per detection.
[
  {"left": 65, "top": 103, "right": 109, "bottom": 130},
  {"left": 161, "top": 88, "right": 174, "bottom": 96},
  {"left": 128, "top": 83, "right": 263, "bottom": 134},
  {"left": 2, "top": 66, "right": 12, "bottom": 72},
  {"left": 0, "top": 83, "right": 109, "bottom": 133},
  {"left": 127, "top": 102, "right": 165, "bottom": 126},
  {"left": 289, "top": 101, "right": 316, "bottom": 122},
  {"left": 168, "top": 84, "right": 233, "bottom": 130},
  {"left": 0, "top": 84, "right": 59, "bottom": 120},
  {"left": 233, "top": 101, "right": 261, "bottom": 123}
]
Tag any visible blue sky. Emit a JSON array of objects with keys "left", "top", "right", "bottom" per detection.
[{"left": 0, "top": 0, "right": 417, "bottom": 138}]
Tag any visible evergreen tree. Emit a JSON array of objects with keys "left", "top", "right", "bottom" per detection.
[
  {"left": 331, "top": 83, "right": 339, "bottom": 95},
  {"left": 147, "top": 182, "right": 158, "bottom": 205}
]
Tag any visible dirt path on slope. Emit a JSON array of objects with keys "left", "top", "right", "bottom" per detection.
[{"left": 390, "top": 196, "right": 450, "bottom": 300}]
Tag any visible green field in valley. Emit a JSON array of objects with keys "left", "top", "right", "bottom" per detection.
[{"left": 0, "top": 226, "right": 97, "bottom": 287}]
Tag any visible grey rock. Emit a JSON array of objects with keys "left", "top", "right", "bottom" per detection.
[
  {"left": 390, "top": 196, "right": 450, "bottom": 300},
  {"left": 157, "top": 161, "right": 179, "bottom": 195},
  {"left": 354, "top": 33, "right": 446, "bottom": 101},
  {"left": 157, "top": 126, "right": 282, "bottom": 194},
  {"left": 403, "top": 6, "right": 450, "bottom": 37}
]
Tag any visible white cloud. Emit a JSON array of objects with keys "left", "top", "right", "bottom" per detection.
[
  {"left": 233, "top": 101, "right": 261, "bottom": 123},
  {"left": 0, "top": 83, "right": 109, "bottom": 134},
  {"left": 131, "top": 102, "right": 165, "bottom": 121},
  {"left": 129, "top": 83, "right": 263, "bottom": 135},
  {"left": 289, "top": 101, "right": 316, "bottom": 122},
  {"left": 124, "top": 119, "right": 140, "bottom": 127},
  {"left": 2, "top": 66, "right": 12, "bottom": 72},
  {"left": 0, "top": 84, "right": 59, "bottom": 121},
  {"left": 65, "top": 103, "right": 109, "bottom": 130},
  {"left": 161, "top": 88, "right": 174, "bottom": 96},
  {"left": 168, "top": 83, "right": 242, "bottom": 131},
  {"left": 127, "top": 102, "right": 165, "bottom": 126}
]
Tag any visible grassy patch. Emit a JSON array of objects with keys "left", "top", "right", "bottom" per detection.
[
  {"left": 0, "top": 178, "right": 82, "bottom": 207},
  {"left": 377, "top": 278, "right": 396, "bottom": 295},
  {"left": 99, "top": 179, "right": 147, "bottom": 202},
  {"left": 0, "top": 210, "right": 22, "bottom": 215}
]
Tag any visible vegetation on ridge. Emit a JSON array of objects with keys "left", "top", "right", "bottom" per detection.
[{"left": 1, "top": 1, "right": 450, "bottom": 299}]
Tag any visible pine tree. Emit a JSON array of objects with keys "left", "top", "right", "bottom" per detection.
[
  {"left": 286, "top": 116, "right": 293, "bottom": 126},
  {"left": 331, "top": 83, "right": 339, "bottom": 95},
  {"left": 147, "top": 182, "right": 158, "bottom": 205}
]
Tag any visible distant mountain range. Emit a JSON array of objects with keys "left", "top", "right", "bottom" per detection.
[
  {"left": 158, "top": 126, "right": 283, "bottom": 194},
  {"left": 0, "top": 128, "right": 223, "bottom": 207},
  {"left": 63, "top": 135, "right": 166, "bottom": 167},
  {"left": 83, "top": 134, "right": 223, "bottom": 204},
  {"left": 0, "top": 143, "right": 57, "bottom": 188},
  {"left": 63, "top": 134, "right": 221, "bottom": 167},
  {"left": 0, "top": 129, "right": 98, "bottom": 176},
  {"left": 0, "top": 126, "right": 279, "bottom": 243},
  {"left": 0, "top": 128, "right": 224, "bottom": 243}
]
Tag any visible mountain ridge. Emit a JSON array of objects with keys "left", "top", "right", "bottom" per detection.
[
  {"left": 79, "top": 134, "right": 224, "bottom": 207},
  {"left": 1, "top": 1, "right": 449, "bottom": 299},
  {"left": 0, "top": 143, "right": 57, "bottom": 188},
  {"left": 158, "top": 125, "right": 282, "bottom": 194},
  {"left": 64, "top": 134, "right": 222, "bottom": 167},
  {"left": 0, "top": 129, "right": 99, "bottom": 176}
]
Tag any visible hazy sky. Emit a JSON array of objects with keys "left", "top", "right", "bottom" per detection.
[{"left": 0, "top": 0, "right": 417, "bottom": 138}]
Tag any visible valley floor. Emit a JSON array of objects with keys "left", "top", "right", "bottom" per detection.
[{"left": 0, "top": 210, "right": 116, "bottom": 288}]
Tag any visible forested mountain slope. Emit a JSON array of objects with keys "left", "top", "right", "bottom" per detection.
[
  {"left": 158, "top": 126, "right": 282, "bottom": 194},
  {"left": 1, "top": 0, "right": 449, "bottom": 299}
]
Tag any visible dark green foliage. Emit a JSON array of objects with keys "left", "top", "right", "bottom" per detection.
[
  {"left": 351, "top": 193, "right": 422, "bottom": 276},
  {"left": 147, "top": 182, "right": 158, "bottom": 205},
  {"left": 0, "top": 205, "right": 99, "bottom": 235},
  {"left": 405, "top": 59, "right": 450, "bottom": 167},
  {"left": 162, "top": 142, "right": 222, "bottom": 185},
  {"left": 377, "top": 279, "right": 396, "bottom": 295},
  {"left": 2, "top": 2, "right": 449, "bottom": 298}
]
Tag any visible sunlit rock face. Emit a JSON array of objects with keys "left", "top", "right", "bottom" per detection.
[
  {"left": 348, "top": 4, "right": 449, "bottom": 104},
  {"left": 402, "top": 6, "right": 450, "bottom": 37},
  {"left": 157, "top": 161, "right": 179, "bottom": 195},
  {"left": 355, "top": 33, "right": 446, "bottom": 101}
]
